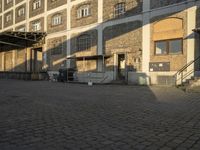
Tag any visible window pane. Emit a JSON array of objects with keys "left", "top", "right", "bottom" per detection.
[
  {"left": 169, "top": 39, "right": 182, "bottom": 54},
  {"left": 155, "top": 41, "right": 167, "bottom": 55}
]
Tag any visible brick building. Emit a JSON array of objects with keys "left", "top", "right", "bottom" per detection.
[{"left": 0, "top": 0, "right": 199, "bottom": 85}]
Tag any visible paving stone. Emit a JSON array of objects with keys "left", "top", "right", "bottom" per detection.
[{"left": 0, "top": 80, "right": 200, "bottom": 150}]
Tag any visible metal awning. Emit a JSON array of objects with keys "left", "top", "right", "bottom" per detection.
[
  {"left": 66, "top": 54, "right": 112, "bottom": 60},
  {"left": 193, "top": 28, "right": 200, "bottom": 33},
  {"left": 0, "top": 31, "right": 46, "bottom": 51}
]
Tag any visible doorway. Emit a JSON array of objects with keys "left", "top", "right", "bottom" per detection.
[{"left": 117, "top": 54, "right": 126, "bottom": 80}]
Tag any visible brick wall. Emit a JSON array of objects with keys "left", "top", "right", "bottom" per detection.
[
  {"left": 4, "top": 10, "right": 13, "bottom": 28},
  {"left": 150, "top": 11, "right": 187, "bottom": 71},
  {"left": 47, "top": 0, "right": 67, "bottom": 11},
  {"left": 103, "top": 0, "right": 142, "bottom": 22},
  {"left": 70, "top": 29, "right": 98, "bottom": 72},
  {"left": 15, "top": 3, "right": 26, "bottom": 24},
  {"left": 103, "top": 21, "right": 142, "bottom": 71},
  {"left": 0, "top": 16, "right": 2, "bottom": 30},
  {"left": 47, "top": 36, "right": 67, "bottom": 70},
  {"left": 16, "top": 0, "right": 24, "bottom": 4},
  {"left": 0, "top": 0, "right": 2, "bottom": 13},
  {"left": 71, "top": 0, "right": 98, "bottom": 28},
  {"left": 151, "top": 0, "right": 187, "bottom": 9},
  {"left": 47, "top": 9, "right": 67, "bottom": 34},
  {"left": 29, "top": 17, "right": 44, "bottom": 32},
  {"left": 29, "top": 0, "right": 44, "bottom": 18},
  {"left": 4, "top": 0, "right": 13, "bottom": 11}
]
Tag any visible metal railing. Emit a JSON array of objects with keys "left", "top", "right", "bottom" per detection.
[{"left": 174, "top": 56, "right": 200, "bottom": 86}]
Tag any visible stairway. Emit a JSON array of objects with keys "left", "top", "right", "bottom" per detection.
[{"left": 178, "top": 76, "right": 200, "bottom": 92}]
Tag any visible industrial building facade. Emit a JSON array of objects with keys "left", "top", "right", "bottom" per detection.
[{"left": 0, "top": 0, "right": 200, "bottom": 85}]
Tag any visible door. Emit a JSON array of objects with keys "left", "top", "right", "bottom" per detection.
[{"left": 117, "top": 54, "right": 125, "bottom": 80}]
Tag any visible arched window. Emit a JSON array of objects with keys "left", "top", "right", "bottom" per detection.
[
  {"left": 114, "top": 3, "right": 126, "bottom": 17},
  {"left": 77, "top": 4, "right": 91, "bottom": 19},
  {"left": 51, "top": 14, "right": 62, "bottom": 26},
  {"left": 77, "top": 34, "right": 91, "bottom": 51}
]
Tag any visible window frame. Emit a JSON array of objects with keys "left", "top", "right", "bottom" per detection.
[
  {"left": 17, "top": 7, "right": 25, "bottom": 17},
  {"left": 32, "top": 20, "right": 41, "bottom": 31},
  {"left": 33, "top": 0, "right": 41, "bottom": 10},
  {"left": 77, "top": 4, "right": 91, "bottom": 19},
  {"left": 114, "top": 2, "right": 126, "bottom": 17},
  {"left": 51, "top": 14, "right": 62, "bottom": 26},
  {"left": 77, "top": 34, "right": 91, "bottom": 51},
  {"left": 6, "top": 13, "right": 12, "bottom": 22},
  {"left": 154, "top": 38, "right": 183, "bottom": 56},
  {"left": 51, "top": 40, "right": 63, "bottom": 56}
]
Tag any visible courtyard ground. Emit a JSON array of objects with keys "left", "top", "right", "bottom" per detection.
[{"left": 0, "top": 80, "right": 200, "bottom": 150}]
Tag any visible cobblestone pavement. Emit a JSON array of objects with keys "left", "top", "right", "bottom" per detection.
[{"left": 0, "top": 80, "right": 200, "bottom": 150}]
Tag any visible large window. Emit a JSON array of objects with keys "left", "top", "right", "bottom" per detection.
[
  {"left": 33, "top": 0, "right": 41, "bottom": 10},
  {"left": 155, "top": 39, "right": 183, "bottom": 55},
  {"left": 51, "top": 14, "right": 62, "bottom": 26},
  {"left": 77, "top": 34, "right": 91, "bottom": 51},
  {"left": 77, "top": 5, "right": 91, "bottom": 19},
  {"left": 114, "top": 3, "right": 126, "bottom": 17}
]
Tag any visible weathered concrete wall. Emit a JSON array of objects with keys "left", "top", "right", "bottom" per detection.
[
  {"left": 15, "top": 3, "right": 26, "bottom": 24},
  {"left": 103, "top": 0, "right": 142, "bottom": 22},
  {"left": 71, "top": 0, "right": 98, "bottom": 28},
  {"left": 150, "top": 0, "right": 187, "bottom": 9},
  {"left": 47, "top": 36, "right": 67, "bottom": 71},
  {"left": 47, "top": 0, "right": 67, "bottom": 11},
  {"left": 47, "top": 9, "right": 67, "bottom": 34},
  {"left": 150, "top": 11, "right": 187, "bottom": 71},
  {"left": 4, "top": 10, "right": 13, "bottom": 28},
  {"left": 29, "top": 0, "right": 44, "bottom": 18},
  {"left": 103, "top": 21, "right": 142, "bottom": 72}
]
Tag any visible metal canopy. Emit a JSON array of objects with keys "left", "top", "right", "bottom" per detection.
[
  {"left": 67, "top": 54, "right": 112, "bottom": 60},
  {"left": 0, "top": 31, "right": 46, "bottom": 51}
]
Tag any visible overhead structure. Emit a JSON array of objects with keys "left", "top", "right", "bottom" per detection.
[
  {"left": 66, "top": 54, "right": 111, "bottom": 61},
  {"left": 0, "top": 31, "right": 47, "bottom": 51}
]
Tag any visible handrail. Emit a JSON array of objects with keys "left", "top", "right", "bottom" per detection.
[
  {"left": 174, "top": 55, "right": 200, "bottom": 85},
  {"left": 176, "top": 56, "right": 200, "bottom": 76}
]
